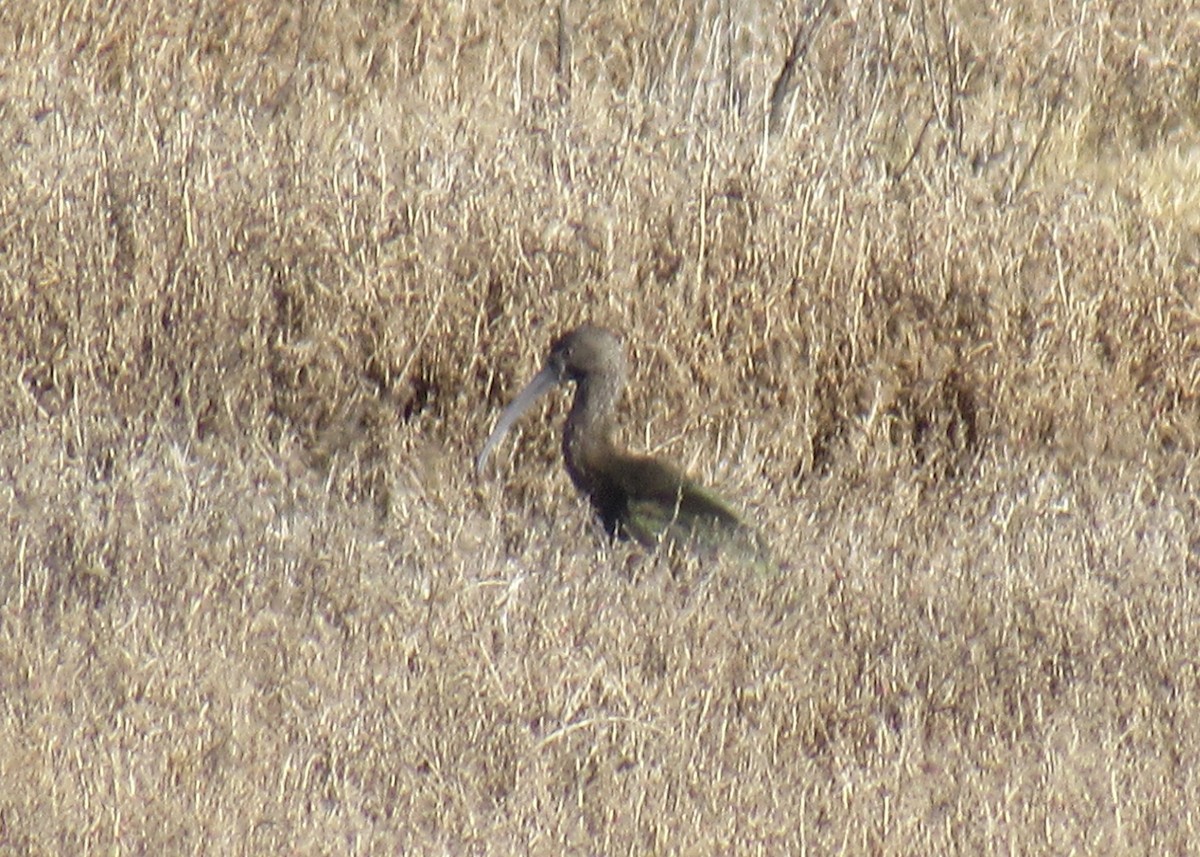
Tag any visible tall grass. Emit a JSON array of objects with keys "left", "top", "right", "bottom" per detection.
[{"left": 1, "top": 0, "right": 1198, "bottom": 852}]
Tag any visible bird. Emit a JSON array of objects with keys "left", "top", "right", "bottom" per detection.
[{"left": 477, "top": 325, "right": 768, "bottom": 559}]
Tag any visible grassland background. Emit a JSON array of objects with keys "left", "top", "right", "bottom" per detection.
[{"left": 2, "top": 0, "right": 1199, "bottom": 853}]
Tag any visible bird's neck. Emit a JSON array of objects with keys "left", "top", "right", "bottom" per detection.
[{"left": 562, "top": 373, "right": 622, "bottom": 493}]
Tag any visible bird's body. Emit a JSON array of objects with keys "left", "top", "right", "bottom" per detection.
[{"left": 478, "top": 325, "right": 766, "bottom": 558}]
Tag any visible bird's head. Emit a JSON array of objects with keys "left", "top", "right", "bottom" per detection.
[
  {"left": 546, "top": 325, "right": 625, "bottom": 385},
  {"left": 476, "top": 325, "right": 626, "bottom": 474}
]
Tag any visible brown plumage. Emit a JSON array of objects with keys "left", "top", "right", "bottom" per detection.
[{"left": 478, "top": 325, "right": 767, "bottom": 558}]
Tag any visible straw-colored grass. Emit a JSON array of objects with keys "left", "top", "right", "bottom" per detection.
[{"left": 2, "top": 0, "right": 1198, "bottom": 852}]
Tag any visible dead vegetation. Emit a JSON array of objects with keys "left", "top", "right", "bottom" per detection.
[{"left": 1, "top": 0, "right": 1198, "bottom": 852}]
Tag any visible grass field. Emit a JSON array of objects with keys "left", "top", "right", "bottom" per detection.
[{"left": 2, "top": 0, "right": 1199, "bottom": 853}]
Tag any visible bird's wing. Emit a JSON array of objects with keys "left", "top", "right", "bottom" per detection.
[{"left": 610, "top": 454, "right": 746, "bottom": 546}]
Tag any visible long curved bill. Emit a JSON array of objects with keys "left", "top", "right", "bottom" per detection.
[{"left": 476, "top": 365, "right": 560, "bottom": 474}]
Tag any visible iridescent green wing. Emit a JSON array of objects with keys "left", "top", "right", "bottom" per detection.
[{"left": 613, "top": 454, "right": 749, "bottom": 546}]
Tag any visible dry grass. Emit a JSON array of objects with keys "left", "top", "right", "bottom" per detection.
[{"left": 2, "top": 0, "right": 1199, "bottom": 853}]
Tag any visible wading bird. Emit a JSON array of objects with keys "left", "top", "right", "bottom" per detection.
[{"left": 477, "top": 325, "right": 767, "bottom": 558}]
